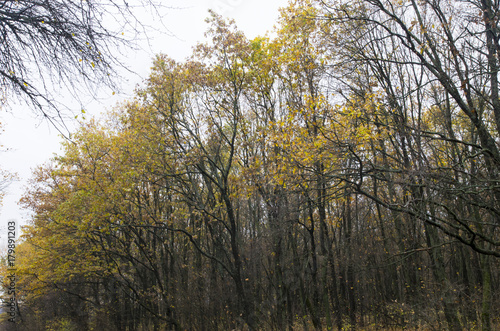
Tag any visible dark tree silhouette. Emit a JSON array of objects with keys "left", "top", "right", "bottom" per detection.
[{"left": 0, "top": 0, "right": 165, "bottom": 121}]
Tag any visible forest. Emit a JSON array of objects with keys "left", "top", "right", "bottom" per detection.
[{"left": 2, "top": 0, "right": 500, "bottom": 330}]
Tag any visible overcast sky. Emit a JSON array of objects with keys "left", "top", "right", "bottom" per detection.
[{"left": 0, "top": 0, "right": 289, "bottom": 247}]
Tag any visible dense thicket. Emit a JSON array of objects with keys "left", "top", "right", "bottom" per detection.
[{"left": 2, "top": 1, "right": 500, "bottom": 330}]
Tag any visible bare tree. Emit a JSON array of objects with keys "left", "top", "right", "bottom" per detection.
[{"left": 0, "top": 0, "right": 167, "bottom": 123}]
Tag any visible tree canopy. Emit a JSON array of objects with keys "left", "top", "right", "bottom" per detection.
[{"left": 2, "top": 1, "right": 500, "bottom": 330}]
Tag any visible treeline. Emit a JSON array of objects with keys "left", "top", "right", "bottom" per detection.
[{"left": 3, "top": 1, "right": 500, "bottom": 330}]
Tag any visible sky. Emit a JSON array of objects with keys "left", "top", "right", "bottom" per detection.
[{"left": 0, "top": 0, "right": 290, "bottom": 248}]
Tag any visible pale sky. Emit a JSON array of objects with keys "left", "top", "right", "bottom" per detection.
[{"left": 0, "top": 0, "right": 289, "bottom": 247}]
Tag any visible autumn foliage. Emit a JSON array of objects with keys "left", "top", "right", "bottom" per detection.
[{"left": 2, "top": 1, "right": 500, "bottom": 330}]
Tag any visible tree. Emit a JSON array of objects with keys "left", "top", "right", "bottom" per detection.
[
  {"left": 316, "top": 0, "right": 500, "bottom": 329},
  {"left": 318, "top": 0, "right": 500, "bottom": 254},
  {"left": 14, "top": 116, "right": 185, "bottom": 330},
  {"left": 0, "top": 0, "right": 165, "bottom": 122}
]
